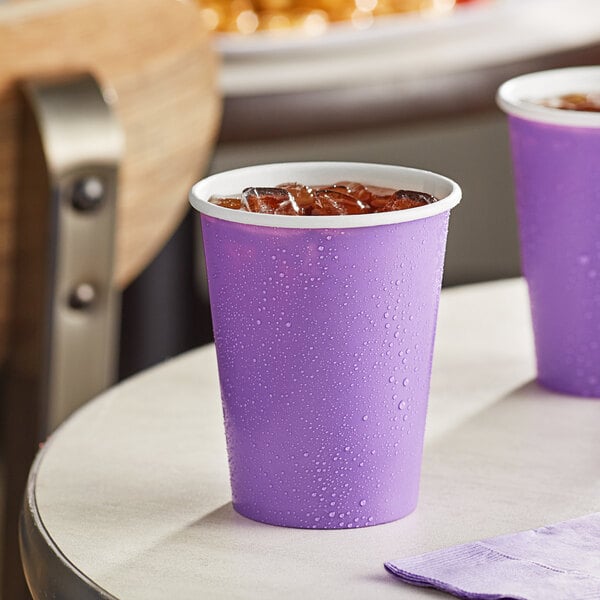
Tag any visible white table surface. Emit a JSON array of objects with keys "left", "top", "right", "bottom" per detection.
[{"left": 25, "top": 278, "right": 600, "bottom": 599}]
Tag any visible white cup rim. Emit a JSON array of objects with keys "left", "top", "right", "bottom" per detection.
[
  {"left": 497, "top": 66, "right": 600, "bottom": 128},
  {"left": 189, "top": 162, "right": 461, "bottom": 229}
]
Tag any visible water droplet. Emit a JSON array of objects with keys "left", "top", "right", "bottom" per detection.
[
  {"left": 318, "top": 245, "right": 324, "bottom": 251},
  {"left": 359, "top": 499, "right": 366, "bottom": 506},
  {"left": 285, "top": 322, "right": 291, "bottom": 328},
  {"left": 328, "top": 511, "right": 336, "bottom": 517},
  {"left": 256, "top": 319, "right": 261, "bottom": 325},
  {"left": 398, "top": 401, "right": 406, "bottom": 410},
  {"left": 303, "top": 452, "right": 309, "bottom": 457},
  {"left": 326, "top": 235, "right": 332, "bottom": 241},
  {"left": 403, "top": 378, "right": 410, "bottom": 387},
  {"left": 344, "top": 446, "right": 351, "bottom": 452},
  {"left": 389, "top": 376, "right": 395, "bottom": 383},
  {"left": 362, "top": 415, "right": 369, "bottom": 421},
  {"left": 279, "top": 272, "right": 285, "bottom": 278}
]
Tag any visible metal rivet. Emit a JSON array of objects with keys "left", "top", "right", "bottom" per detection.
[
  {"left": 68, "top": 283, "right": 97, "bottom": 310},
  {"left": 71, "top": 176, "right": 105, "bottom": 212}
]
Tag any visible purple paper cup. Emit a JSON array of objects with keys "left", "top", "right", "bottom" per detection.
[
  {"left": 498, "top": 68, "right": 600, "bottom": 398},
  {"left": 190, "top": 162, "right": 460, "bottom": 528}
]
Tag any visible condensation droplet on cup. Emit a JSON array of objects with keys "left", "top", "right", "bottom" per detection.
[
  {"left": 359, "top": 499, "right": 367, "bottom": 506},
  {"left": 403, "top": 378, "right": 410, "bottom": 387}
]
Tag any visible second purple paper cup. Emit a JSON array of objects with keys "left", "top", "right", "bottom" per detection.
[
  {"left": 190, "top": 162, "right": 461, "bottom": 528},
  {"left": 498, "top": 68, "right": 600, "bottom": 398}
]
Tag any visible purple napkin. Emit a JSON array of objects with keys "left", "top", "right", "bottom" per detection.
[{"left": 385, "top": 513, "right": 600, "bottom": 600}]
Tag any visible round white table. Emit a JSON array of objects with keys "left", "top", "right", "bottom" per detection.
[{"left": 20, "top": 279, "right": 600, "bottom": 599}]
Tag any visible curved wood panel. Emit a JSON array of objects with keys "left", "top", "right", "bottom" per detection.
[{"left": 0, "top": 0, "right": 222, "bottom": 363}]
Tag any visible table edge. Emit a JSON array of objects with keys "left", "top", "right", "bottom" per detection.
[{"left": 20, "top": 442, "right": 118, "bottom": 600}]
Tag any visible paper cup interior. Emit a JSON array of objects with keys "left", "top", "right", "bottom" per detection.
[
  {"left": 190, "top": 162, "right": 461, "bottom": 229},
  {"left": 497, "top": 66, "right": 600, "bottom": 128}
]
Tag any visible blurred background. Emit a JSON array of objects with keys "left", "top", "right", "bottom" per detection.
[
  {"left": 1, "top": 0, "right": 600, "bottom": 597},
  {"left": 128, "top": 0, "right": 600, "bottom": 376}
]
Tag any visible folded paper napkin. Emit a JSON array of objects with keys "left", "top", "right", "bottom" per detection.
[{"left": 385, "top": 513, "right": 600, "bottom": 600}]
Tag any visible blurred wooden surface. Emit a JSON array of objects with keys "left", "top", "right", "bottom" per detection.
[{"left": 0, "top": 0, "right": 222, "bottom": 365}]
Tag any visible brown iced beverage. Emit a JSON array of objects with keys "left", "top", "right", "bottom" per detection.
[
  {"left": 539, "top": 93, "right": 600, "bottom": 113},
  {"left": 209, "top": 181, "right": 438, "bottom": 216}
]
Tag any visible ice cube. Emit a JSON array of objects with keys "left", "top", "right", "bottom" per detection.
[
  {"left": 278, "top": 183, "right": 316, "bottom": 209},
  {"left": 242, "top": 187, "right": 293, "bottom": 214},
  {"left": 393, "top": 190, "right": 436, "bottom": 205},
  {"left": 209, "top": 195, "right": 244, "bottom": 210},
  {"left": 375, "top": 190, "right": 434, "bottom": 212},
  {"left": 312, "top": 188, "right": 369, "bottom": 215},
  {"left": 275, "top": 199, "right": 304, "bottom": 215},
  {"left": 334, "top": 182, "right": 397, "bottom": 206}
]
